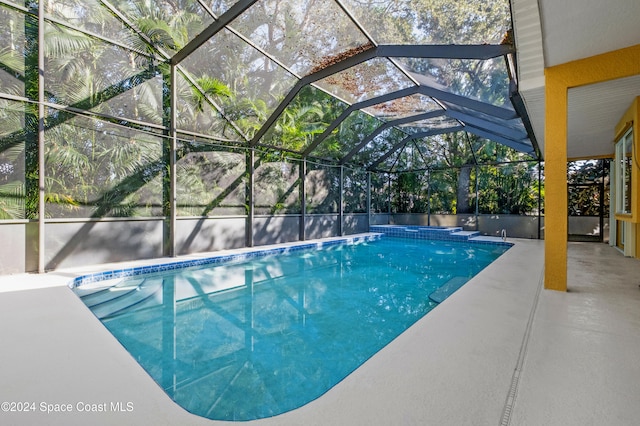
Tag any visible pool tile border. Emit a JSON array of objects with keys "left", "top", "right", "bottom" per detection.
[
  {"left": 70, "top": 228, "right": 513, "bottom": 289},
  {"left": 69, "top": 234, "right": 382, "bottom": 288},
  {"left": 370, "top": 225, "right": 514, "bottom": 247}
]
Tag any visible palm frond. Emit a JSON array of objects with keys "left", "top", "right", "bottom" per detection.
[
  {"left": 0, "top": 47, "right": 25, "bottom": 77},
  {"left": 45, "top": 24, "right": 94, "bottom": 59},
  {"left": 137, "top": 18, "right": 179, "bottom": 51},
  {"left": 0, "top": 181, "right": 25, "bottom": 219}
]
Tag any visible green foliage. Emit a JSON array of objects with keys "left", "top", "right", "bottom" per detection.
[
  {"left": 41, "top": 110, "right": 165, "bottom": 218},
  {"left": 263, "top": 86, "right": 347, "bottom": 154},
  {"left": 0, "top": 0, "right": 539, "bottom": 223},
  {"left": 342, "top": 0, "right": 510, "bottom": 51},
  {"left": 389, "top": 157, "right": 541, "bottom": 215},
  {"left": 343, "top": 168, "right": 368, "bottom": 213},
  {"left": 475, "top": 162, "right": 539, "bottom": 214},
  {"left": 370, "top": 172, "right": 390, "bottom": 213},
  {"left": 413, "top": 0, "right": 511, "bottom": 45},
  {"left": 0, "top": 181, "right": 24, "bottom": 219},
  {"left": 567, "top": 160, "right": 609, "bottom": 216},
  {"left": 254, "top": 155, "right": 301, "bottom": 215},
  {"left": 306, "top": 163, "right": 341, "bottom": 214},
  {"left": 324, "top": 112, "right": 383, "bottom": 164},
  {"left": 193, "top": 76, "right": 232, "bottom": 112},
  {"left": 391, "top": 172, "right": 428, "bottom": 213},
  {"left": 368, "top": 1, "right": 519, "bottom": 212},
  {"left": 137, "top": 18, "right": 181, "bottom": 51},
  {"left": 124, "top": 0, "right": 206, "bottom": 52},
  {"left": 175, "top": 145, "right": 247, "bottom": 216},
  {"left": 0, "top": 96, "right": 26, "bottom": 217},
  {"left": 427, "top": 169, "right": 457, "bottom": 214}
]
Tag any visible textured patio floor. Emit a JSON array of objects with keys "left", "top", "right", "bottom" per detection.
[{"left": 1, "top": 238, "right": 639, "bottom": 425}]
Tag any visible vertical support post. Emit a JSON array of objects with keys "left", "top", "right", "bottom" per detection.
[
  {"left": 24, "top": 4, "right": 46, "bottom": 272},
  {"left": 542, "top": 44, "right": 640, "bottom": 290},
  {"left": 544, "top": 69, "right": 568, "bottom": 291},
  {"left": 162, "top": 64, "right": 175, "bottom": 257},
  {"left": 339, "top": 165, "right": 344, "bottom": 236},
  {"left": 300, "top": 159, "right": 306, "bottom": 241},
  {"left": 37, "top": 0, "right": 45, "bottom": 272},
  {"left": 169, "top": 65, "right": 177, "bottom": 257},
  {"left": 246, "top": 149, "right": 254, "bottom": 247}
]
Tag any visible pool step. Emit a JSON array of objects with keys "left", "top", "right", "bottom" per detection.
[
  {"left": 370, "top": 225, "right": 480, "bottom": 241},
  {"left": 83, "top": 278, "right": 163, "bottom": 319},
  {"left": 449, "top": 230, "right": 481, "bottom": 241},
  {"left": 79, "top": 279, "right": 146, "bottom": 307},
  {"left": 428, "top": 276, "right": 470, "bottom": 303}
]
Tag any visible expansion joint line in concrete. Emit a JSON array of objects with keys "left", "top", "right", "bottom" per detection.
[{"left": 500, "top": 266, "right": 544, "bottom": 426}]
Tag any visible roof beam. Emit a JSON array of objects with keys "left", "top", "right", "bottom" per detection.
[
  {"left": 301, "top": 87, "right": 422, "bottom": 156},
  {"left": 302, "top": 109, "right": 354, "bottom": 157},
  {"left": 297, "top": 44, "right": 513, "bottom": 84},
  {"left": 339, "top": 110, "right": 446, "bottom": 165},
  {"left": 249, "top": 46, "right": 390, "bottom": 146},
  {"left": 445, "top": 110, "right": 528, "bottom": 140},
  {"left": 252, "top": 43, "right": 516, "bottom": 148},
  {"left": 510, "top": 90, "right": 542, "bottom": 159},
  {"left": 463, "top": 125, "right": 534, "bottom": 154},
  {"left": 171, "top": 0, "right": 259, "bottom": 65},
  {"left": 416, "top": 85, "right": 517, "bottom": 120},
  {"left": 367, "top": 126, "right": 464, "bottom": 170},
  {"left": 249, "top": 80, "right": 307, "bottom": 146},
  {"left": 377, "top": 44, "right": 514, "bottom": 60}
]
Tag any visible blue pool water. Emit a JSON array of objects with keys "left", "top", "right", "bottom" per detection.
[{"left": 74, "top": 237, "right": 509, "bottom": 421}]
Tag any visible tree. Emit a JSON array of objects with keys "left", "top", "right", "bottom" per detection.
[
  {"left": 567, "top": 160, "right": 609, "bottom": 216},
  {"left": 355, "top": 0, "right": 518, "bottom": 213},
  {"left": 475, "top": 160, "right": 538, "bottom": 214},
  {"left": 392, "top": 172, "right": 428, "bottom": 213}
]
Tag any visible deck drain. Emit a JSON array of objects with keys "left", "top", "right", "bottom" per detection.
[{"left": 500, "top": 268, "right": 543, "bottom": 426}]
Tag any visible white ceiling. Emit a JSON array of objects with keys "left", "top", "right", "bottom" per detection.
[
  {"left": 512, "top": 0, "right": 640, "bottom": 160},
  {"left": 567, "top": 75, "right": 640, "bottom": 158}
]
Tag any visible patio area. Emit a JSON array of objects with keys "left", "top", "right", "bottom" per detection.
[{"left": 1, "top": 238, "right": 639, "bottom": 425}]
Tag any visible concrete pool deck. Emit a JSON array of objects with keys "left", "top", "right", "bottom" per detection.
[{"left": 1, "top": 237, "right": 640, "bottom": 425}]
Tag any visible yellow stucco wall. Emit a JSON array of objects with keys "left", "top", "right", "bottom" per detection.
[
  {"left": 544, "top": 44, "right": 640, "bottom": 291},
  {"left": 614, "top": 97, "right": 640, "bottom": 256},
  {"left": 614, "top": 97, "right": 640, "bottom": 222}
]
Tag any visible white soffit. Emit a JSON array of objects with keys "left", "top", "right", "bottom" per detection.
[
  {"left": 568, "top": 74, "right": 640, "bottom": 159},
  {"left": 511, "top": 0, "right": 546, "bottom": 156},
  {"left": 511, "top": 0, "right": 544, "bottom": 91},
  {"left": 519, "top": 85, "right": 545, "bottom": 156},
  {"left": 538, "top": 0, "right": 640, "bottom": 67}
]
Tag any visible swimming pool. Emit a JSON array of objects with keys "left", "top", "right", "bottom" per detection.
[{"left": 72, "top": 236, "right": 510, "bottom": 421}]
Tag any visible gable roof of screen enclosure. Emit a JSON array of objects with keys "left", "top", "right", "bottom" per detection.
[{"left": 70, "top": 0, "right": 541, "bottom": 171}]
